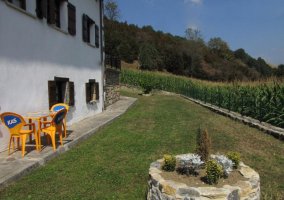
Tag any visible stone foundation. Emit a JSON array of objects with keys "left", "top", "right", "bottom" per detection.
[
  {"left": 147, "top": 154, "right": 260, "bottom": 200},
  {"left": 105, "top": 68, "right": 120, "bottom": 107}
]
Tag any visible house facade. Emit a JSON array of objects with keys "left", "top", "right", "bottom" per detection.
[{"left": 0, "top": 0, "right": 105, "bottom": 151}]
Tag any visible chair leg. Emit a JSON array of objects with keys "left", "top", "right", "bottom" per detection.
[
  {"left": 12, "top": 138, "right": 15, "bottom": 151},
  {"left": 34, "top": 130, "right": 38, "bottom": 151},
  {"left": 51, "top": 132, "right": 56, "bottom": 151},
  {"left": 17, "top": 138, "right": 20, "bottom": 150},
  {"left": 64, "top": 119, "right": 67, "bottom": 138},
  {"left": 59, "top": 129, "right": 63, "bottom": 146},
  {"left": 21, "top": 135, "right": 27, "bottom": 157},
  {"left": 8, "top": 136, "right": 13, "bottom": 155}
]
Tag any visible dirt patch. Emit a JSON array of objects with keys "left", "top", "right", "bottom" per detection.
[{"left": 161, "top": 168, "right": 248, "bottom": 188}]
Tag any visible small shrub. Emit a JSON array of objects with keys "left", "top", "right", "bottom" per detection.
[
  {"left": 162, "top": 154, "right": 176, "bottom": 172},
  {"left": 213, "top": 155, "right": 233, "bottom": 177},
  {"left": 206, "top": 160, "right": 223, "bottom": 185},
  {"left": 196, "top": 128, "right": 211, "bottom": 162},
  {"left": 177, "top": 154, "right": 204, "bottom": 176},
  {"left": 227, "top": 151, "right": 241, "bottom": 168}
]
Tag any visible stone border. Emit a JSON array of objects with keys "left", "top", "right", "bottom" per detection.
[
  {"left": 148, "top": 154, "right": 260, "bottom": 200},
  {"left": 181, "top": 95, "right": 284, "bottom": 140}
]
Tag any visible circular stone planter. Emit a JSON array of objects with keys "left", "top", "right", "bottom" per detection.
[{"left": 147, "top": 154, "right": 260, "bottom": 200}]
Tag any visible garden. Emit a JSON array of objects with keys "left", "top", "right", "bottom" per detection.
[{"left": 0, "top": 88, "right": 283, "bottom": 199}]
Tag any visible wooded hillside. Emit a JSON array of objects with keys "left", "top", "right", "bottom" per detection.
[{"left": 104, "top": 18, "right": 283, "bottom": 81}]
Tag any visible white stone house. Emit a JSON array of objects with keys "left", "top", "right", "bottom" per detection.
[{"left": 0, "top": 0, "right": 105, "bottom": 151}]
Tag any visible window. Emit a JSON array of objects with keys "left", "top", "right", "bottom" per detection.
[
  {"left": 36, "top": 0, "right": 47, "bottom": 19},
  {"left": 48, "top": 77, "right": 75, "bottom": 108},
  {"left": 85, "top": 80, "right": 99, "bottom": 103},
  {"left": 45, "top": 0, "right": 67, "bottom": 29},
  {"left": 82, "top": 14, "right": 100, "bottom": 47},
  {"left": 7, "top": 0, "right": 26, "bottom": 10},
  {"left": 67, "top": 3, "right": 76, "bottom": 36}
]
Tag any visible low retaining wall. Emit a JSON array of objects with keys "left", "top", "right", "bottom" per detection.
[
  {"left": 148, "top": 154, "right": 260, "bottom": 200},
  {"left": 181, "top": 95, "right": 284, "bottom": 140}
]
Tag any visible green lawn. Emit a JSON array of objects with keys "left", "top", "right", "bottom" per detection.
[{"left": 0, "top": 88, "right": 283, "bottom": 200}]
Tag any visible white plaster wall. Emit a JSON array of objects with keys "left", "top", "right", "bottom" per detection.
[{"left": 0, "top": 0, "right": 104, "bottom": 151}]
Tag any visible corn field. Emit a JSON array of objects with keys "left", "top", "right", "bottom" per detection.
[{"left": 121, "top": 69, "right": 284, "bottom": 128}]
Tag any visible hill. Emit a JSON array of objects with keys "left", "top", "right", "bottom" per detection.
[{"left": 104, "top": 18, "right": 277, "bottom": 81}]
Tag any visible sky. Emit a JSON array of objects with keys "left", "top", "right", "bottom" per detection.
[{"left": 115, "top": 0, "right": 284, "bottom": 66}]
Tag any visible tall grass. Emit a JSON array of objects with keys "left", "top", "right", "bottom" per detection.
[{"left": 121, "top": 69, "right": 284, "bottom": 128}]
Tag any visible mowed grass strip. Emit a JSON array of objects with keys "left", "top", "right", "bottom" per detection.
[{"left": 0, "top": 89, "right": 283, "bottom": 200}]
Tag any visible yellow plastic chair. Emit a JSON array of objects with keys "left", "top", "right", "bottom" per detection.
[
  {"left": 50, "top": 103, "right": 69, "bottom": 138},
  {"left": 0, "top": 112, "right": 38, "bottom": 157},
  {"left": 40, "top": 109, "right": 67, "bottom": 151}
]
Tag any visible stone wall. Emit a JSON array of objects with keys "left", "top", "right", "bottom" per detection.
[
  {"left": 148, "top": 154, "right": 260, "bottom": 200},
  {"left": 105, "top": 68, "right": 120, "bottom": 107},
  {"left": 181, "top": 95, "right": 284, "bottom": 140}
]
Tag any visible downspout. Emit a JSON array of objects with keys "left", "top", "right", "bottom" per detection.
[{"left": 99, "top": 0, "right": 105, "bottom": 110}]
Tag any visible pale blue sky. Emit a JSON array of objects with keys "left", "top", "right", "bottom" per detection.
[{"left": 115, "top": 0, "right": 284, "bottom": 65}]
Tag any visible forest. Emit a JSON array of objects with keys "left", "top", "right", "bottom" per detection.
[{"left": 104, "top": 18, "right": 284, "bottom": 81}]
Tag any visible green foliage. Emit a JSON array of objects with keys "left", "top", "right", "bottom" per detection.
[
  {"left": 104, "top": 19, "right": 274, "bottom": 81},
  {"left": 104, "top": 0, "right": 120, "bottom": 21},
  {"left": 138, "top": 43, "right": 160, "bottom": 70},
  {"left": 196, "top": 128, "right": 211, "bottom": 162},
  {"left": 227, "top": 151, "right": 241, "bottom": 168},
  {"left": 162, "top": 154, "right": 176, "bottom": 172},
  {"left": 121, "top": 69, "right": 284, "bottom": 129},
  {"left": 205, "top": 160, "right": 223, "bottom": 185}
]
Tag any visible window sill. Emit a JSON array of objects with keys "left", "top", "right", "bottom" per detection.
[
  {"left": 5, "top": 0, "right": 37, "bottom": 19},
  {"left": 49, "top": 24, "right": 69, "bottom": 35},
  {"left": 86, "top": 42, "right": 99, "bottom": 49}
]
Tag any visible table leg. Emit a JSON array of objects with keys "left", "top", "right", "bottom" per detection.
[
  {"left": 37, "top": 119, "right": 42, "bottom": 151},
  {"left": 29, "top": 119, "right": 32, "bottom": 143}
]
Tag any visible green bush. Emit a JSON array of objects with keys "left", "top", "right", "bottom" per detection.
[
  {"left": 205, "top": 160, "right": 223, "bottom": 185},
  {"left": 196, "top": 128, "right": 211, "bottom": 162},
  {"left": 227, "top": 151, "right": 241, "bottom": 168},
  {"left": 162, "top": 154, "right": 176, "bottom": 172}
]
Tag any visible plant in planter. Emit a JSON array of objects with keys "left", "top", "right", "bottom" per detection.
[
  {"left": 196, "top": 128, "right": 211, "bottom": 162},
  {"left": 205, "top": 159, "right": 223, "bottom": 184},
  {"left": 162, "top": 154, "right": 176, "bottom": 172},
  {"left": 177, "top": 154, "right": 204, "bottom": 176},
  {"left": 227, "top": 151, "right": 241, "bottom": 169},
  {"left": 212, "top": 154, "right": 234, "bottom": 177}
]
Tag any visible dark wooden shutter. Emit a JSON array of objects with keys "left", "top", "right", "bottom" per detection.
[
  {"left": 36, "top": 0, "right": 43, "bottom": 19},
  {"left": 95, "top": 82, "right": 99, "bottom": 100},
  {"left": 48, "top": 81, "right": 57, "bottom": 109},
  {"left": 47, "top": 0, "right": 56, "bottom": 24},
  {"left": 68, "top": 3, "right": 76, "bottom": 36},
  {"left": 69, "top": 81, "right": 75, "bottom": 106},
  {"left": 85, "top": 83, "right": 91, "bottom": 103},
  {"left": 95, "top": 24, "right": 99, "bottom": 48},
  {"left": 20, "top": 0, "right": 26, "bottom": 10},
  {"left": 82, "top": 14, "right": 89, "bottom": 42}
]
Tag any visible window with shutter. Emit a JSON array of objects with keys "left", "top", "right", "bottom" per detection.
[
  {"left": 7, "top": 0, "right": 26, "bottom": 10},
  {"left": 47, "top": 0, "right": 56, "bottom": 24},
  {"left": 48, "top": 77, "right": 75, "bottom": 108},
  {"left": 48, "top": 81, "right": 57, "bottom": 109},
  {"left": 86, "top": 80, "right": 99, "bottom": 103},
  {"left": 69, "top": 82, "right": 75, "bottom": 106},
  {"left": 68, "top": 3, "right": 76, "bottom": 36},
  {"left": 85, "top": 83, "right": 91, "bottom": 103},
  {"left": 82, "top": 14, "right": 98, "bottom": 47},
  {"left": 36, "top": 0, "right": 47, "bottom": 19},
  {"left": 95, "top": 25, "right": 99, "bottom": 48},
  {"left": 82, "top": 14, "right": 90, "bottom": 43},
  {"left": 95, "top": 82, "right": 100, "bottom": 100}
]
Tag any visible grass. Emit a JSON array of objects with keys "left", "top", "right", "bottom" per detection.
[{"left": 0, "top": 88, "right": 283, "bottom": 199}]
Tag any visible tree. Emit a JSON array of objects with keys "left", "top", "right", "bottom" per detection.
[
  {"left": 208, "top": 37, "right": 233, "bottom": 60},
  {"left": 275, "top": 64, "right": 284, "bottom": 77},
  {"left": 104, "top": 0, "right": 120, "bottom": 21},
  {"left": 185, "top": 27, "right": 203, "bottom": 41},
  {"left": 138, "top": 43, "right": 159, "bottom": 70}
]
